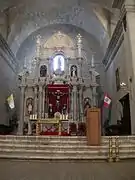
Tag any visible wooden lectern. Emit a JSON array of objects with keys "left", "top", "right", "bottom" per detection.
[{"left": 86, "top": 108, "right": 101, "bottom": 146}]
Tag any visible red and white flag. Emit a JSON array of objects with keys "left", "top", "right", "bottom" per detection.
[{"left": 104, "top": 93, "right": 111, "bottom": 108}]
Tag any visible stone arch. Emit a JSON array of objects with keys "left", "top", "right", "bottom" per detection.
[{"left": 44, "top": 31, "right": 75, "bottom": 49}]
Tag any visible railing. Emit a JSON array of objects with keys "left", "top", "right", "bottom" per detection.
[{"left": 108, "top": 136, "right": 120, "bottom": 162}]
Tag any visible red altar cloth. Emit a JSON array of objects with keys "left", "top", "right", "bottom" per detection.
[{"left": 47, "top": 84, "right": 70, "bottom": 113}]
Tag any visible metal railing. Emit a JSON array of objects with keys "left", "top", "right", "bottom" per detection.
[{"left": 108, "top": 136, "right": 120, "bottom": 162}]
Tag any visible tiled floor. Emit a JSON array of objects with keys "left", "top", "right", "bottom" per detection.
[{"left": 0, "top": 159, "right": 135, "bottom": 180}]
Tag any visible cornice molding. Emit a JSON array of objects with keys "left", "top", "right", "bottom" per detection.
[
  {"left": 102, "top": 19, "right": 124, "bottom": 67},
  {"left": 0, "top": 34, "right": 18, "bottom": 73}
]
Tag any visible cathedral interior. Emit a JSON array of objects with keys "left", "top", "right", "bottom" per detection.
[
  {"left": 1, "top": 0, "right": 135, "bottom": 179},
  {"left": 0, "top": 0, "right": 134, "bottom": 136}
]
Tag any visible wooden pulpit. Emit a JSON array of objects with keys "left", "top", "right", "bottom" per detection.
[{"left": 86, "top": 108, "right": 101, "bottom": 146}]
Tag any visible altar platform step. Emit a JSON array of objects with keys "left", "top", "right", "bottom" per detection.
[{"left": 0, "top": 135, "right": 135, "bottom": 160}]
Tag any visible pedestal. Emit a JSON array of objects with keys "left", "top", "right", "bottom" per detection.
[{"left": 86, "top": 108, "right": 101, "bottom": 146}]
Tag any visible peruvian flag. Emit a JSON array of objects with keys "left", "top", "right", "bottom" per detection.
[{"left": 104, "top": 93, "right": 111, "bottom": 108}]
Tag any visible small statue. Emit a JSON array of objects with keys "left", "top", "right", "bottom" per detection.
[
  {"left": 26, "top": 98, "right": 33, "bottom": 115},
  {"left": 84, "top": 104, "right": 91, "bottom": 117},
  {"left": 62, "top": 104, "right": 67, "bottom": 115},
  {"left": 71, "top": 65, "right": 77, "bottom": 77},
  {"left": 28, "top": 104, "right": 33, "bottom": 114},
  {"left": 56, "top": 100, "right": 60, "bottom": 111},
  {"left": 48, "top": 104, "right": 54, "bottom": 118}
]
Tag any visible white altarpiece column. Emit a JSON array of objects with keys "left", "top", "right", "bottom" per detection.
[
  {"left": 34, "top": 86, "right": 38, "bottom": 114},
  {"left": 38, "top": 85, "right": 43, "bottom": 118},
  {"left": 18, "top": 86, "right": 25, "bottom": 135},
  {"left": 79, "top": 86, "right": 84, "bottom": 121},
  {"left": 73, "top": 85, "right": 77, "bottom": 121},
  {"left": 42, "top": 86, "right": 45, "bottom": 118}
]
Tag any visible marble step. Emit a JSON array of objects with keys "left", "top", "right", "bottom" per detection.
[
  {"left": 0, "top": 154, "right": 107, "bottom": 160},
  {"left": 1, "top": 143, "right": 135, "bottom": 152},
  {"left": 0, "top": 148, "right": 108, "bottom": 159},
  {"left": 0, "top": 135, "right": 87, "bottom": 140},
  {"left": 0, "top": 143, "right": 109, "bottom": 150},
  {"left": 0, "top": 139, "right": 88, "bottom": 146},
  {"left": 0, "top": 139, "right": 134, "bottom": 147},
  {"left": 1, "top": 143, "right": 135, "bottom": 149},
  {"left": 1, "top": 135, "right": 135, "bottom": 141},
  {"left": 0, "top": 148, "right": 135, "bottom": 160},
  {"left": 0, "top": 144, "right": 134, "bottom": 153},
  {"left": 1, "top": 135, "right": 135, "bottom": 142}
]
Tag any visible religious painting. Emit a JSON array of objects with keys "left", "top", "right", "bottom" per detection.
[
  {"left": 70, "top": 65, "right": 77, "bottom": 77},
  {"left": 115, "top": 68, "right": 120, "bottom": 91},
  {"left": 26, "top": 98, "right": 34, "bottom": 115},
  {"left": 53, "top": 54, "right": 65, "bottom": 75},
  {"left": 40, "top": 65, "right": 47, "bottom": 77}
]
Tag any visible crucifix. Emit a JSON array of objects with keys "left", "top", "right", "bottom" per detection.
[{"left": 49, "top": 90, "right": 65, "bottom": 111}]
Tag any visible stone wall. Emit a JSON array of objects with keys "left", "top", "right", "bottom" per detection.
[
  {"left": 0, "top": 34, "right": 19, "bottom": 125},
  {"left": 105, "top": 42, "right": 128, "bottom": 124},
  {"left": 101, "top": 1, "right": 130, "bottom": 125}
]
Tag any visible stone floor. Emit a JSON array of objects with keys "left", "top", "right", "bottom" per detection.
[{"left": 0, "top": 159, "right": 135, "bottom": 180}]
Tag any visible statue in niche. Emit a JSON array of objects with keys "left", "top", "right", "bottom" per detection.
[
  {"left": 26, "top": 98, "right": 33, "bottom": 115},
  {"left": 40, "top": 65, "right": 47, "bottom": 77},
  {"left": 71, "top": 65, "right": 77, "bottom": 77},
  {"left": 53, "top": 55, "right": 64, "bottom": 75}
]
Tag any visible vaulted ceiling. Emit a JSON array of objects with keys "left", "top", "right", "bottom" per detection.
[
  {"left": 0, "top": 0, "right": 117, "bottom": 59},
  {"left": 0, "top": 0, "right": 114, "bottom": 11}
]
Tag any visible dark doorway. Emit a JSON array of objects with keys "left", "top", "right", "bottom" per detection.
[{"left": 119, "top": 93, "right": 131, "bottom": 135}]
